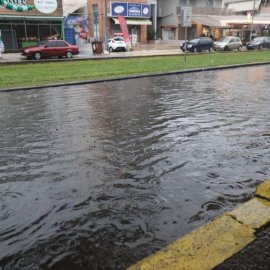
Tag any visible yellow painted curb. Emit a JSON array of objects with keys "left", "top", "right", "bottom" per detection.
[
  {"left": 127, "top": 179, "right": 270, "bottom": 270},
  {"left": 256, "top": 179, "right": 270, "bottom": 200},
  {"left": 228, "top": 197, "right": 270, "bottom": 229},
  {"left": 127, "top": 216, "right": 255, "bottom": 270}
]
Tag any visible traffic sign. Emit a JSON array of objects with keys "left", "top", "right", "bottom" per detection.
[{"left": 181, "top": 7, "right": 192, "bottom": 27}]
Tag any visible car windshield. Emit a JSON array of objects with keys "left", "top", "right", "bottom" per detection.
[
  {"left": 189, "top": 38, "right": 200, "bottom": 43},
  {"left": 114, "top": 38, "right": 124, "bottom": 41},
  {"left": 252, "top": 37, "right": 264, "bottom": 42},
  {"left": 218, "top": 36, "right": 231, "bottom": 42}
]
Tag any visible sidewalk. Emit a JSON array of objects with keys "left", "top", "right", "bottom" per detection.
[{"left": 0, "top": 42, "right": 183, "bottom": 64}]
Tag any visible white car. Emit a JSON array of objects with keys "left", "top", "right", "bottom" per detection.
[
  {"left": 214, "top": 36, "right": 242, "bottom": 51},
  {"left": 107, "top": 37, "right": 127, "bottom": 53}
]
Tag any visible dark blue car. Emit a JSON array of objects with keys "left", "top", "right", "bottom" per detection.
[
  {"left": 246, "top": 36, "right": 270, "bottom": 50},
  {"left": 180, "top": 37, "right": 214, "bottom": 53}
]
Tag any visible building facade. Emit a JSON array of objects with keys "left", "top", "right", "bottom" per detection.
[
  {"left": 157, "top": 0, "right": 270, "bottom": 41},
  {"left": 157, "top": 0, "right": 225, "bottom": 40},
  {"left": 87, "top": 0, "right": 157, "bottom": 44},
  {"left": 0, "top": 0, "right": 64, "bottom": 51}
]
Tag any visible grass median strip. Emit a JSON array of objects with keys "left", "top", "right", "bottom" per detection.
[{"left": 1, "top": 51, "right": 270, "bottom": 89}]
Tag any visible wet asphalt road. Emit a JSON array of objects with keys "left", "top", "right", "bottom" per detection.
[{"left": 0, "top": 65, "right": 270, "bottom": 270}]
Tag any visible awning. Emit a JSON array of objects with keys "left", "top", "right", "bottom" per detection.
[
  {"left": 112, "top": 18, "right": 152, "bottom": 25},
  {"left": 192, "top": 16, "right": 223, "bottom": 27},
  {"left": 63, "top": 0, "right": 86, "bottom": 16},
  {"left": 63, "top": 2, "right": 86, "bottom": 16},
  {"left": 192, "top": 15, "right": 270, "bottom": 27},
  {"left": 0, "top": 15, "right": 64, "bottom": 21},
  {"left": 220, "top": 15, "right": 270, "bottom": 25},
  {"left": 227, "top": 0, "right": 261, "bottom": 12}
]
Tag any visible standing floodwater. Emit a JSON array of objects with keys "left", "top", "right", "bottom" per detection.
[{"left": 0, "top": 65, "right": 270, "bottom": 270}]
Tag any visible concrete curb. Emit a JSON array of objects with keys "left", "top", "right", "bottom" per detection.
[
  {"left": 126, "top": 179, "right": 270, "bottom": 270},
  {"left": 1, "top": 61, "right": 270, "bottom": 93}
]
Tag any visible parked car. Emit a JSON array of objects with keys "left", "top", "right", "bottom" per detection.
[
  {"left": 246, "top": 36, "right": 270, "bottom": 50},
  {"left": 107, "top": 37, "right": 127, "bottom": 52},
  {"left": 214, "top": 36, "right": 242, "bottom": 51},
  {"left": 180, "top": 37, "right": 214, "bottom": 52},
  {"left": 21, "top": 40, "right": 79, "bottom": 60}
]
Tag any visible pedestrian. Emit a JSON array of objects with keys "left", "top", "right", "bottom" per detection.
[
  {"left": 0, "top": 39, "right": 4, "bottom": 59},
  {"left": 210, "top": 34, "right": 214, "bottom": 40}
]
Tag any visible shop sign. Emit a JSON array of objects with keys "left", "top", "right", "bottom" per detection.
[
  {"left": 128, "top": 3, "right": 141, "bottom": 17},
  {"left": 8, "top": 0, "right": 27, "bottom": 5},
  {"left": 111, "top": 2, "right": 150, "bottom": 18},
  {"left": 141, "top": 4, "right": 150, "bottom": 17},
  {"left": 34, "top": 0, "right": 57, "bottom": 14}
]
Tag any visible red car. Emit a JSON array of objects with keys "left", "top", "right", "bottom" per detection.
[{"left": 21, "top": 40, "right": 79, "bottom": 60}]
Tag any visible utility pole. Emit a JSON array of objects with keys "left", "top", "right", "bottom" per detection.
[
  {"left": 104, "top": 0, "right": 108, "bottom": 49},
  {"left": 249, "top": 0, "right": 256, "bottom": 41}
]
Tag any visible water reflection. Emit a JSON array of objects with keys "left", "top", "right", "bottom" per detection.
[{"left": 0, "top": 65, "right": 270, "bottom": 269}]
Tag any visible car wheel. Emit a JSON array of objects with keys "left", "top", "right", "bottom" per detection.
[
  {"left": 33, "top": 52, "right": 41, "bottom": 60},
  {"left": 193, "top": 47, "right": 197, "bottom": 53},
  {"left": 238, "top": 45, "right": 242, "bottom": 51},
  {"left": 66, "top": 51, "right": 73, "bottom": 58},
  {"left": 259, "top": 45, "right": 263, "bottom": 50},
  {"left": 224, "top": 46, "right": 229, "bottom": 51},
  {"left": 109, "top": 47, "right": 113, "bottom": 53}
]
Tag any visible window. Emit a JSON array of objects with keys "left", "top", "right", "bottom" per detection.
[
  {"left": 57, "top": 41, "right": 67, "bottom": 47},
  {"left": 47, "top": 41, "right": 57, "bottom": 47}
]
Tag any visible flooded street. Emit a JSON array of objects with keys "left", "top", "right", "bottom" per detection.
[{"left": 0, "top": 65, "right": 270, "bottom": 270}]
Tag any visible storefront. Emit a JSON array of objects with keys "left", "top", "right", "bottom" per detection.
[
  {"left": 191, "top": 15, "right": 270, "bottom": 42},
  {"left": 0, "top": 0, "right": 63, "bottom": 51},
  {"left": 88, "top": 0, "right": 155, "bottom": 44}
]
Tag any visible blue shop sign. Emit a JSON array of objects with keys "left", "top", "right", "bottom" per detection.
[
  {"left": 111, "top": 2, "right": 151, "bottom": 18},
  {"left": 111, "top": 2, "right": 128, "bottom": 16},
  {"left": 141, "top": 4, "right": 151, "bottom": 17},
  {"left": 128, "top": 3, "right": 141, "bottom": 17}
]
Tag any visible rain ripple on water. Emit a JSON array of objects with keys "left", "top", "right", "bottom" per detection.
[{"left": 0, "top": 65, "right": 270, "bottom": 269}]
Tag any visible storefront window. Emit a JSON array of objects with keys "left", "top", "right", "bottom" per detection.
[
  {"left": 26, "top": 24, "right": 39, "bottom": 42},
  {"left": 38, "top": 24, "right": 61, "bottom": 40},
  {"left": 0, "top": 21, "right": 62, "bottom": 50}
]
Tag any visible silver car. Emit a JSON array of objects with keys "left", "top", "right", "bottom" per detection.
[{"left": 214, "top": 36, "right": 242, "bottom": 51}]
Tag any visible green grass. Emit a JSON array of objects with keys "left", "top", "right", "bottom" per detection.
[{"left": 1, "top": 51, "right": 270, "bottom": 89}]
